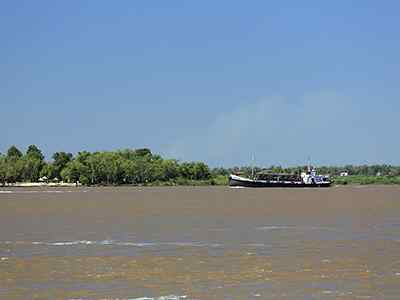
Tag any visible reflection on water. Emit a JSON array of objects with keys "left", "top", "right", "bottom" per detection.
[{"left": 1, "top": 186, "right": 400, "bottom": 299}]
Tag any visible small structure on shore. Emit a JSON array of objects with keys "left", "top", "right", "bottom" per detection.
[{"left": 38, "top": 176, "right": 48, "bottom": 183}]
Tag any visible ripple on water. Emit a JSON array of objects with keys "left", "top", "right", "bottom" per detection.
[
  {"left": 68, "top": 297, "right": 188, "bottom": 300},
  {"left": 0, "top": 190, "right": 87, "bottom": 194},
  {"left": 0, "top": 240, "right": 222, "bottom": 248},
  {"left": 255, "top": 225, "right": 339, "bottom": 231},
  {"left": 125, "top": 296, "right": 188, "bottom": 300}
]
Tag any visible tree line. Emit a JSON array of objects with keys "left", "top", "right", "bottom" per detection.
[
  {"left": 0, "top": 145, "right": 211, "bottom": 185},
  {"left": 226, "top": 164, "right": 400, "bottom": 178},
  {"left": 1, "top": 145, "right": 400, "bottom": 186}
]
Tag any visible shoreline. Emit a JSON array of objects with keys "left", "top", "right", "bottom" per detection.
[
  {"left": 2, "top": 174, "right": 400, "bottom": 188},
  {"left": 1, "top": 182, "right": 80, "bottom": 187},
  {"left": 1, "top": 182, "right": 400, "bottom": 188}
]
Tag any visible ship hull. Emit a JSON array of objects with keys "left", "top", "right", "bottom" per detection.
[{"left": 229, "top": 175, "right": 331, "bottom": 188}]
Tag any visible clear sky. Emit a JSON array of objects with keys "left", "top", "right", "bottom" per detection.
[{"left": 2, "top": 1, "right": 400, "bottom": 167}]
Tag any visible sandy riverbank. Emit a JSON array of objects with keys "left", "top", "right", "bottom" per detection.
[{"left": 1, "top": 182, "right": 80, "bottom": 187}]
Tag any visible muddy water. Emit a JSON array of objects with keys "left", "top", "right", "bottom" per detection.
[{"left": 1, "top": 186, "right": 400, "bottom": 299}]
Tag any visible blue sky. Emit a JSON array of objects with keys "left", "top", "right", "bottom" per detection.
[{"left": 2, "top": 1, "right": 400, "bottom": 166}]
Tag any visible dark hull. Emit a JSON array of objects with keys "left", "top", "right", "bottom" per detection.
[{"left": 229, "top": 176, "right": 331, "bottom": 188}]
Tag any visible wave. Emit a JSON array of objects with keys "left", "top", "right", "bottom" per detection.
[
  {"left": 0, "top": 240, "right": 222, "bottom": 248},
  {"left": 0, "top": 190, "right": 86, "bottom": 194},
  {"left": 128, "top": 296, "right": 187, "bottom": 300},
  {"left": 256, "top": 226, "right": 294, "bottom": 230},
  {"left": 68, "top": 296, "right": 188, "bottom": 300},
  {"left": 256, "top": 225, "right": 339, "bottom": 231},
  {"left": 0, "top": 240, "right": 272, "bottom": 249}
]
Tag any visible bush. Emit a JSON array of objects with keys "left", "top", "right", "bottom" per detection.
[{"left": 333, "top": 176, "right": 400, "bottom": 185}]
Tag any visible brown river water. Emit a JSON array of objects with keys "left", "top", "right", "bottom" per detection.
[{"left": 1, "top": 186, "right": 400, "bottom": 299}]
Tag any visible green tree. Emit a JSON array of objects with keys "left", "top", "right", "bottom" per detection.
[
  {"left": 61, "top": 160, "right": 83, "bottom": 183},
  {"left": 193, "top": 162, "right": 211, "bottom": 180},
  {"left": 95, "top": 152, "right": 125, "bottom": 184},
  {"left": 5, "top": 158, "right": 24, "bottom": 183},
  {"left": 122, "top": 159, "right": 136, "bottom": 184},
  {"left": 39, "top": 163, "right": 56, "bottom": 181},
  {"left": 26, "top": 145, "right": 45, "bottom": 161},
  {"left": 179, "top": 162, "right": 211, "bottom": 180},
  {"left": 21, "top": 145, "right": 45, "bottom": 182},
  {"left": 7, "top": 145, "right": 22, "bottom": 159},
  {"left": 109, "top": 155, "right": 125, "bottom": 184},
  {"left": 133, "top": 156, "right": 150, "bottom": 183},
  {"left": 0, "top": 155, "right": 6, "bottom": 185},
  {"left": 52, "top": 152, "right": 73, "bottom": 180},
  {"left": 134, "top": 148, "right": 152, "bottom": 157},
  {"left": 22, "top": 157, "right": 43, "bottom": 182},
  {"left": 160, "top": 159, "right": 180, "bottom": 181}
]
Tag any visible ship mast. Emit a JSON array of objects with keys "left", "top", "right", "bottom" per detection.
[{"left": 251, "top": 154, "right": 255, "bottom": 179}]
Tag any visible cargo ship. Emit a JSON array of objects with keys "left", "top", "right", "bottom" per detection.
[{"left": 229, "top": 167, "right": 331, "bottom": 188}]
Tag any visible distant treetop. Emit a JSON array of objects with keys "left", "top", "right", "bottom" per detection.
[{"left": 7, "top": 145, "right": 22, "bottom": 159}]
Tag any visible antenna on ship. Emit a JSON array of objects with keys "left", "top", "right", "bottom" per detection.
[{"left": 251, "top": 153, "right": 255, "bottom": 179}]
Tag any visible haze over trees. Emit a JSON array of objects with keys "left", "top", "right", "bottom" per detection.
[{"left": 1, "top": 145, "right": 400, "bottom": 186}]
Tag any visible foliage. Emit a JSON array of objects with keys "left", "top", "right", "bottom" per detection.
[
  {"left": 332, "top": 175, "right": 400, "bottom": 185},
  {"left": 21, "top": 156, "right": 43, "bottom": 182},
  {"left": 211, "top": 174, "right": 229, "bottom": 186},
  {"left": 0, "top": 155, "right": 6, "bottom": 185},
  {"left": 7, "top": 145, "right": 22, "bottom": 159},
  {"left": 26, "top": 145, "right": 44, "bottom": 161},
  {"left": 52, "top": 152, "right": 73, "bottom": 180},
  {"left": 40, "top": 163, "right": 56, "bottom": 180},
  {"left": 5, "top": 156, "right": 25, "bottom": 183},
  {"left": 19, "top": 145, "right": 46, "bottom": 182},
  {"left": 56, "top": 150, "right": 211, "bottom": 185},
  {"left": 1, "top": 145, "right": 400, "bottom": 185}
]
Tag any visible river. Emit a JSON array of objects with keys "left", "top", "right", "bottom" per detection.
[{"left": 1, "top": 186, "right": 400, "bottom": 299}]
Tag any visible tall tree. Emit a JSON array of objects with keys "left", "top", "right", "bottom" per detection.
[
  {"left": 52, "top": 152, "right": 73, "bottom": 179},
  {"left": 5, "top": 158, "right": 24, "bottom": 183},
  {"left": 7, "top": 145, "right": 22, "bottom": 159},
  {"left": 0, "top": 155, "right": 6, "bottom": 185},
  {"left": 22, "top": 157, "right": 43, "bottom": 182},
  {"left": 61, "top": 158, "right": 91, "bottom": 185},
  {"left": 26, "top": 145, "right": 44, "bottom": 161}
]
